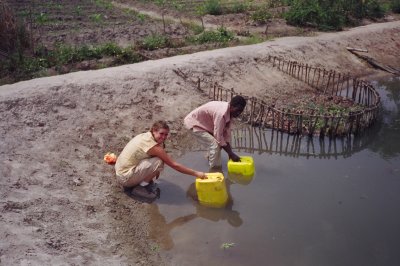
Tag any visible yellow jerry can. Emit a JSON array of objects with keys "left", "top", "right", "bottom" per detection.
[
  {"left": 195, "top": 172, "right": 228, "bottom": 208},
  {"left": 227, "top": 156, "right": 255, "bottom": 176}
]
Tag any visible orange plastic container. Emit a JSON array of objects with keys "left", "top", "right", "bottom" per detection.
[
  {"left": 227, "top": 156, "right": 255, "bottom": 176},
  {"left": 195, "top": 172, "right": 228, "bottom": 208}
]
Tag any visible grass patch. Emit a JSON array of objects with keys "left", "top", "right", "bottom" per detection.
[
  {"left": 240, "top": 34, "right": 267, "bottom": 45},
  {"left": 141, "top": 34, "right": 169, "bottom": 50},
  {"left": 0, "top": 43, "right": 143, "bottom": 85},
  {"left": 187, "top": 27, "right": 235, "bottom": 44}
]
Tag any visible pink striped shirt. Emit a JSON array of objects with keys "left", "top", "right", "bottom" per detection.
[{"left": 184, "top": 101, "right": 231, "bottom": 146}]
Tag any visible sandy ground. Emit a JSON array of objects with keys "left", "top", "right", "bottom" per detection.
[{"left": 0, "top": 21, "right": 399, "bottom": 265}]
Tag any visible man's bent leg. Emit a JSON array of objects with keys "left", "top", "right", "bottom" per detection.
[{"left": 191, "top": 131, "right": 221, "bottom": 168}]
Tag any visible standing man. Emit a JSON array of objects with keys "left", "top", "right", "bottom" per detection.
[{"left": 184, "top": 95, "right": 247, "bottom": 171}]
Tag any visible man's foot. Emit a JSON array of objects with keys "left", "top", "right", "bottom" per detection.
[{"left": 131, "top": 185, "right": 157, "bottom": 201}]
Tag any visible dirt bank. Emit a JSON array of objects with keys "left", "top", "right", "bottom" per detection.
[{"left": 0, "top": 21, "right": 399, "bottom": 265}]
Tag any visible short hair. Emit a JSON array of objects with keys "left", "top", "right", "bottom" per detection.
[
  {"left": 230, "top": 95, "right": 246, "bottom": 109},
  {"left": 151, "top": 120, "right": 169, "bottom": 132}
]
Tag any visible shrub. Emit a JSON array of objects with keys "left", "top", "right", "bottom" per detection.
[
  {"left": 203, "top": 0, "right": 222, "bottom": 15},
  {"left": 99, "top": 43, "right": 123, "bottom": 56},
  {"left": 364, "top": 0, "right": 385, "bottom": 18},
  {"left": 391, "top": 0, "right": 400, "bottom": 13},
  {"left": 114, "top": 47, "right": 143, "bottom": 64},
  {"left": 188, "top": 27, "right": 235, "bottom": 44},
  {"left": 0, "top": 1, "right": 30, "bottom": 53},
  {"left": 251, "top": 8, "right": 272, "bottom": 24},
  {"left": 1, "top": 43, "right": 143, "bottom": 84},
  {"left": 229, "top": 1, "right": 248, "bottom": 13},
  {"left": 141, "top": 34, "right": 169, "bottom": 50},
  {"left": 285, "top": 0, "right": 386, "bottom": 30},
  {"left": 285, "top": 0, "right": 345, "bottom": 30}
]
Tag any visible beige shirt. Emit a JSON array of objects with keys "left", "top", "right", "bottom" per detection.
[{"left": 115, "top": 132, "right": 158, "bottom": 177}]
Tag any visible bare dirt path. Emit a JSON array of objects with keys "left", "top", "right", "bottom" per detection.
[{"left": 0, "top": 21, "right": 399, "bottom": 265}]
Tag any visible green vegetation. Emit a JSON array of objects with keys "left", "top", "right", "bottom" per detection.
[
  {"left": 221, "top": 242, "right": 235, "bottom": 249},
  {"left": 203, "top": 0, "right": 223, "bottom": 15},
  {"left": 36, "top": 12, "right": 50, "bottom": 24},
  {"left": 0, "top": 43, "right": 142, "bottom": 83},
  {"left": 141, "top": 34, "right": 169, "bottom": 50},
  {"left": 94, "top": 0, "right": 113, "bottom": 9},
  {"left": 184, "top": 21, "right": 204, "bottom": 35},
  {"left": 188, "top": 27, "right": 235, "bottom": 44},
  {"left": 150, "top": 244, "right": 160, "bottom": 252},
  {"left": 390, "top": 0, "right": 400, "bottom": 12},
  {"left": 229, "top": 1, "right": 249, "bottom": 13},
  {"left": 285, "top": 0, "right": 386, "bottom": 30},
  {"left": 251, "top": 8, "right": 272, "bottom": 24},
  {"left": 239, "top": 33, "right": 267, "bottom": 45},
  {"left": 90, "top": 13, "right": 103, "bottom": 23}
]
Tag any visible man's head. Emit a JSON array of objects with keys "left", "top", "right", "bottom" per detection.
[{"left": 230, "top": 95, "right": 246, "bottom": 118}]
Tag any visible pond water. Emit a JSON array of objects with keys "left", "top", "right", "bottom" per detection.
[{"left": 150, "top": 77, "right": 400, "bottom": 266}]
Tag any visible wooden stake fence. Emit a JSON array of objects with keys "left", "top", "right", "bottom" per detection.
[{"left": 207, "top": 57, "right": 381, "bottom": 137}]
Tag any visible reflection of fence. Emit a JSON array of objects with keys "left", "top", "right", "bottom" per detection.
[
  {"left": 209, "top": 56, "right": 381, "bottom": 137},
  {"left": 231, "top": 125, "right": 374, "bottom": 159}
]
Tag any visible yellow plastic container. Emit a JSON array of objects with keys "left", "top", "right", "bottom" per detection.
[
  {"left": 227, "top": 156, "right": 255, "bottom": 176},
  {"left": 195, "top": 172, "right": 228, "bottom": 208}
]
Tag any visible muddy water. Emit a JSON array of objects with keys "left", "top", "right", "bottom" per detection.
[{"left": 151, "top": 77, "right": 400, "bottom": 266}]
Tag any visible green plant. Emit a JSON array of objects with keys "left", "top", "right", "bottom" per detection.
[
  {"left": 285, "top": 0, "right": 387, "bottom": 30},
  {"left": 229, "top": 1, "right": 248, "bottom": 13},
  {"left": 285, "top": 0, "right": 345, "bottom": 30},
  {"left": 251, "top": 8, "right": 272, "bottom": 24},
  {"left": 99, "top": 43, "right": 122, "bottom": 56},
  {"left": 241, "top": 34, "right": 266, "bottom": 45},
  {"left": 150, "top": 244, "right": 160, "bottom": 252},
  {"left": 75, "top": 6, "right": 82, "bottom": 16},
  {"left": 137, "top": 13, "right": 147, "bottom": 22},
  {"left": 90, "top": 13, "right": 103, "bottom": 23},
  {"left": 184, "top": 21, "right": 204, "bottom": 35},
  {"left": 36, "top": 12, "right": 49, "bottom": 25},
  {"left": 141, "top": 34, "right": 169, "bottom": 50},
  {"left": 364, "top": 0, "right": 385, "bottom": 18},
  {"left": 94, "top": 0, "right": 113, "bottom": 9},
  {"left": 221, "top": 242, "right": 235, "bottom": 249},
  {"left": 114, "top": 46, "right": 143, "bottom": 64},
  {"left": 203, "top": 0, "right": 222, "bottom": 15},
  {"left": 188, "top": 27, "right": 235, "bottom": 44},
  {"left": 391, "top": 0, "right": 400, "bottom": 12}
]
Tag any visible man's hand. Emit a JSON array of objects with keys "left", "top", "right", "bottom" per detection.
[
  {"left": 230, "top": 153, "right": 241, "bottom": 162},
  {"left": 222, "top": 143, "right": 241, "bottom": 162}
]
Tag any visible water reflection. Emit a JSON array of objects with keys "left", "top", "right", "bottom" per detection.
[
  {"left": 231, "top": 125, "right": 375, "bottom": 159},
  {"left": 367, "top": 77, "right": 400, "bottom": 159},
  {"left": 186, "top": 180, "right": 243, "bottom": 227},
  {"left": 148, "top": 204, "right": 197, "bottom": 250}
]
